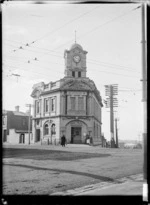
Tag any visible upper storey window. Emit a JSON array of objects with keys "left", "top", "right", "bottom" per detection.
[
  {"left": 78, "top": 97, "right": 84, "bottom": 110},
  {"left": 51, "top": 98, "right": 55, "bottom": 112},
  {"left": 36, "top": 101, "right": 40, "bottom": 114},
  {"left": 70, "top": 97, "right": 76, "bottom": 110},
  {"left": 78, "top": 72, "right": 81, "bottom": 77},
  {"left": 44, "top": 99, "right": 49, "bottom": 113}
]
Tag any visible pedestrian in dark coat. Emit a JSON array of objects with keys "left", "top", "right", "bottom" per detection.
[{"left": 61, "top": 135, "right": 66, "bottom": 147}]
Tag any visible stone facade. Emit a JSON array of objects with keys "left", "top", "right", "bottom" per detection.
[{"left": 31, "top": 43, "right": 103, "bottom": 145}]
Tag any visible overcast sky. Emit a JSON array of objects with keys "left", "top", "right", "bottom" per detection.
[{"left": 2, "top": 2, "right": 143, "bottom": 141}]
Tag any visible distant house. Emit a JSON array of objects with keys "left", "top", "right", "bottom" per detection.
[
  {"left": 2, "top": 106, "right": 32, "bottom": 144},
  {"left": 124, "top": 143, "right": 137, "bottom": 149}
]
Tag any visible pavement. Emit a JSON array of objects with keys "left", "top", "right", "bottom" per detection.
[{"left": 51, "top": 173, "right": 143, "bottom": 196}]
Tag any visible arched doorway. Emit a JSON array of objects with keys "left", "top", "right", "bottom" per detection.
[{"left": 65, "top": 120, "right": 88, "bottom": 144}]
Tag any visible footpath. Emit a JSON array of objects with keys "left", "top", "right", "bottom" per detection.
[{"left": 52, "top": 173, "right": 143, "bottom": 196}]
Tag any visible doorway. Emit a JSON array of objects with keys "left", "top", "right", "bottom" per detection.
[
  {"left": 19, "top": 134, "right": 25, "bottom": 144},
  {"left": 71, "top": 127, "right": 82, "bottom": 144},
  {"left": 36, "top": 129, "right": 40, "bottom": 142},
  {"left": 3, "top": 130, "right": 7, "bottom": 142}
]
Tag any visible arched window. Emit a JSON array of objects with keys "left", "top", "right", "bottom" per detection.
[
  {"left": 44, "top": 124, "right": 49, "bottom": 135},
  {"left": 51, "top": 124, "right": 56, "bottom": 135}
]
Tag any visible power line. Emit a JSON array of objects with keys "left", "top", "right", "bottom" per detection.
[
  {"left": 3, "top": 57, "right": 140, "bottom": 80},
  {"left": 88, "top": 66, "right": 140, "bottom": 78},
  {"left": 52, "top": 5, "right": 141, "bottom": 51},
  {"left": 87, "top": 61, "right": 140, "bottom": 74},
  {"left": 4, "top": 47, "right": 140, "bottom": 74},
  {"left": 5, "top": 5, "right": 140, "bottom": 56},
  {"left": 88, "top": 58, "right": 139, "bottom": 72},
  {"left": 3, "top": 63, "right": 64, "bottom": 77},
  {"left": 8, "top": 6, "right": 100, "bottom": 53}
]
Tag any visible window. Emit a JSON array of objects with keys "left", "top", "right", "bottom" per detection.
[
  {"left": 37, "top": 120, "right": 39, "bottom": 125},
  {"left": 44, "top": 84, "right": 49, "bottom": 89},
  {"left": 70, "top": 97, "right": 76, "bottom": 110},
  {"left": 44, "top": 124, "right": 49, "bottom": 135},
  {"left": 3, "top": 116, "right": 5, "bottom": 125},
  {"left": 22, "top": 119, "right": 26, "bottom": 126},
  {"left": 51, "top": 82, "right": 56, "bottom": 87},
  {"left": 45, "top": 99, "right": 49, "bottom": 112},
  {"left": 51, "top": 98, "right": 55, "bottom": 111},
  {"left": 78, "top": 97, "right": 84, "bottom": 110},
  {"left": 37, "top": 101, "right": 40, "bottom": 114},
  {"left": 72, "top": 71, "right": 75, "bottom": 77},
  {"left": 51, "top": 124, "right": 56, "bottom": 135},
  {"left": 78, "top": 72, "right": 81, "bottom": 77}
]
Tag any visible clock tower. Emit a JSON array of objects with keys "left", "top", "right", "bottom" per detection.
[{"left": 64, "top": 43, "right": 88, "bottom": 78}]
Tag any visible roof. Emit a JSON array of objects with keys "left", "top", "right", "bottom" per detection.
[
  {"left": 13, "top": 111, "right": 29, "bottom": 116},
  {"left": 70, "top": 43, "right": 83, "bottom": 50}
]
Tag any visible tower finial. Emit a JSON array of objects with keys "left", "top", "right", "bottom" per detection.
[{"left": 75, "top": 30, "right": 76, "bottom": 44}]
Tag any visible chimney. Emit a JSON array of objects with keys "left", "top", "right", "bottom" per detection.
[{"left": 15, "top": 106, "right": 19, "bottom": 112}]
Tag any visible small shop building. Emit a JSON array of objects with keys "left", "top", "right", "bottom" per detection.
[{"left": 2, "top": 106, "right": 32, "bottom": 144}]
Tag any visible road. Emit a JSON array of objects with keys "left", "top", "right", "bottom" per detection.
[{"left": 3, "top": 144, "right": 143, "bottom": 195}]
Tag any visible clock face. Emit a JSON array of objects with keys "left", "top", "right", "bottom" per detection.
[{"left": 73, "top": 55, "right": 81, "bottom": 63}]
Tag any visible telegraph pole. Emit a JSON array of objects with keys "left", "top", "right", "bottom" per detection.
[
  {"left": 110, "top": 85, "right": 115, "bottom": 148},
  {"left": 141, "top": 3, "right": 147, "bottom": 199},
  {"left": 26, "top": 104, "right": 33, "bottom": 145},
  {"left": 105, "top": 84, "right": 118, "bottom": 148},
  {"left": 115, "top": 118, "right": 119, "bottom": 148}
]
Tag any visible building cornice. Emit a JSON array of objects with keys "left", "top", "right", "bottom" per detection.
[{"left": 32, "top": 115, "right": 102, "bottom": 125}]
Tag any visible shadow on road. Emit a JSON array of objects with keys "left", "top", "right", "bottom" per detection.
[
  {"left": 3, "top": 148, "right": 111, "bottom": 161},
  {"left": 4, "top": 163, "right": 120, "bottom": 183}
]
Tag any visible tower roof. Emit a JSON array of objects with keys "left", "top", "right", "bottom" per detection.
[{"left": 70, "top": 43, "right": 83, "bottom": 50}]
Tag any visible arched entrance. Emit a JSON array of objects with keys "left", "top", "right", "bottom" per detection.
[{"left": 65, "top": 120, "right": 87, "bottom": 144}]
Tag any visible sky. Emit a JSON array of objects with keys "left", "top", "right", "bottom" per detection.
[{"left": 2, "top": 1, "right": 144, "bottom": 141}]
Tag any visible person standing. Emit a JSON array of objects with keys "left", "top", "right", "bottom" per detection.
[{"left": 61, "top": 135, "right": 66, "bottom": 147}]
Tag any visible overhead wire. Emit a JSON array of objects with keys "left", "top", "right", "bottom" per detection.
[
  {"left": 3, "top": 5, "right": 141, "bottom": 82},
  {"left": 3, "top": 57, "right": 140, "bottom": 80},
  {"left": 4, "top": 45, "right": 140, "bottom": 74},
  {"left": 52, "top": 5, "right": 141, "bottom": 51},
  {"left": 9, "top": 5, "right": 101, "bottom": 53}
]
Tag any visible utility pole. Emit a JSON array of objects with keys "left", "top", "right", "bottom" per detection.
[
  {"left": 26, "top": 104, "right": 33, "bottom": 145},
  {"left": 105, "top": 84, "right": 118, "bottom": 148},
  {"left": 141, "top": 3, "right": 147, "bottom": 200},
  {"left": 115, "top": 118, "right": 119, "bottom": 148},
  {"left": 110, "top": 85, "right": 115, "bottom": 148}
]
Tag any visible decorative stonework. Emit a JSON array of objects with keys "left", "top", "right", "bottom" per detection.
[
  {"left": 70, "top": 121, "right": 83, "bottom": 126},
  {"left": 61, "top": 79, "right": 94, "bottom": 91}
]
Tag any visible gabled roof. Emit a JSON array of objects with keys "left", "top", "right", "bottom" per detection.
[
  {"left": 60, "top": 78, "right": 95, "bottom": 91},
  {"left": 61, "top": 78, "right": 103, "bottom": 107}
]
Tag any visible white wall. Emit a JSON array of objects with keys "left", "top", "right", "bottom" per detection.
[{"left": 8, "top": 129, "right": 33, "bottom": 144}]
